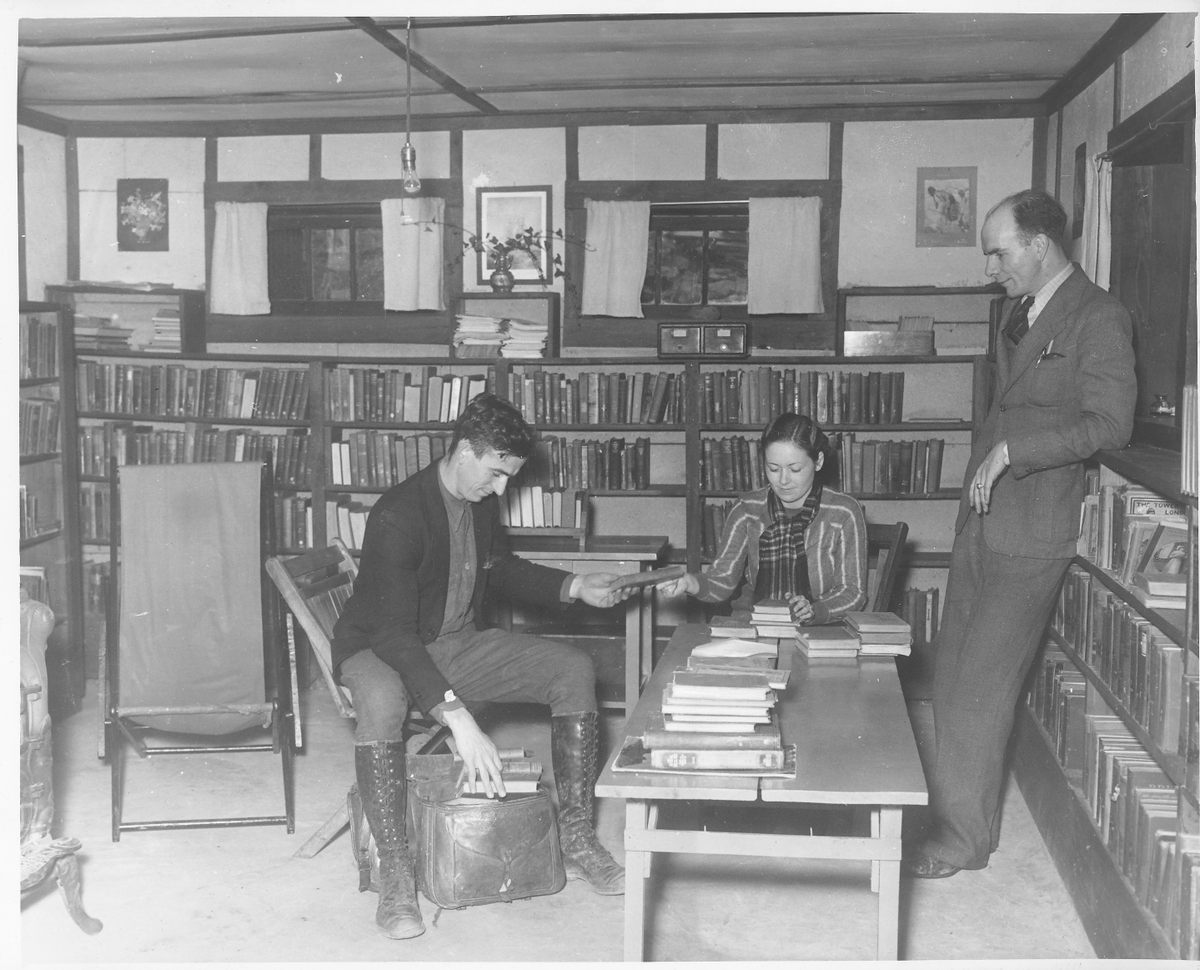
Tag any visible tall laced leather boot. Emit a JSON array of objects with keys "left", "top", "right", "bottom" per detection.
[
  {"left": 551, "top": 712, "right": 624, "bottom": 895},
  {"left": 354, "top": 741, "right": 425, "bottom": 939}
]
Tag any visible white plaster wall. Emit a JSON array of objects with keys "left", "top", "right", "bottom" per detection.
[
  {"left": 462, "top": 128, "right": 567, "bottom": 294},
  {"left": 18, "top": 125, "right": 68, "bottom": 300},
  {"left": 1119, "top": 12, "right": 1198, "bottom": 122},
  {"left": 216, "top": 135, "right": 310, "bottom": 181},
  {"left": 717, "top": 123, "right": 829, "bottom": 180},
  {"left": 76, "top": 138, "right": 206, "bottom": 288},
  {"left": 839, "top": 119, "right": 1035, "bottom": 287},
  {"left": 1058, "top": 68, "right": 1115, "bottom": 261},
  {"left": 321, "top": 131, "right": 451, "bottom": 181},
  {"left": 578, "top": 125, "right": 706, "bottom": 181}
]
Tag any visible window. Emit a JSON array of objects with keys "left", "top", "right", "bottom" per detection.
[
  {"left": 641, "top": 201, "right": 748, "bottom": 307},
  {"left": 267, "top": 205, "right": 383, "bottom": 313}
]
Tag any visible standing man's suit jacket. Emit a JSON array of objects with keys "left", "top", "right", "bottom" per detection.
[
  {"left": 332, "top": 462, "right": 572, "bottom": 717},
  {"left": 959, "top": 264, "right": 1136, "bottom": 559}
]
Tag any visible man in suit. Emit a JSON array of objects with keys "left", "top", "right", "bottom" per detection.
[
  {"left": 333, "top": 393, "right": 630, "bottom": 938},
  {"left": 906, "top": 189, "right": 1136, "bottom": 878}
]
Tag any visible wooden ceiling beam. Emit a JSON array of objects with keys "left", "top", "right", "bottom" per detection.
[
  {"left": 346, "top": 16, "right": 498, "bottom": 116},
  {"left": 1041, "top": 12, "right": 1163, "bottom": 114}
]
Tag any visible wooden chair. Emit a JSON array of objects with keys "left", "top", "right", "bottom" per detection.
[
  {"left": 865, "top": 521, "right": 909, "bottom": 613},
  {"left": 100, "top": 460, "right": 296, "bottom": 841},
  {"left": 266, "top": 539, "right": 452, "bottom": 861}
]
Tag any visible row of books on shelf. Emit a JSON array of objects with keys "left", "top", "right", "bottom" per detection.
[
  {"left": 506, "top": 368, "right": 685, "bottom": 426},
  {"left": 19, "top": 485, "right": 59, "bottom": 541},
  {"left": 897, "top": 586, "right": 941, "bottom": 651},
  {"left": 19, "top": 397, "right": 60, "bottom": 456},
  {"left": 329, "top": 432, "right": 449, "bottom": 489},
  {"left": 75, "top": 361, "right": 311, "bottom": 422},
  {"left": 326, "top": 367, "right": 489, "bottom": 424},
  {"left": 619, "top": 638, "right": 793, "bottom": 774},
  {"left": 697, "top": 367, "right": 906, "bottom": 426},
  {"left": 1055, "top": 565, "right": 1195, "bottom": 757},
  {"left": 840, "top": 435, "right": 946, "bottom": 496},
  {"left": 20, "top": 314, "right": 58, "bottom": 380},
  {"left": 77, "top": 423, "right": 311, "bottom": 487},
  {"left": 518, "top": 436, "right": 653, "bottom": 492},
  {"left": 1027, "top": 653, "right": 1199, "bottom": 957},
  {"left": 1078, "top": 474, "right": 1189, "bottom": 603},
  {"left": 498, "top": 486, "right": 587, "bottom": 531}
]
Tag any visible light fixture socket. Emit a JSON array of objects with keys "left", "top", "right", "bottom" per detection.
[{"left": 400, "top": 141, "right": 421, "bottom": 194}]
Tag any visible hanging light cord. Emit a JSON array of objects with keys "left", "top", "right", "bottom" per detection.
[{"left": 405, "top": 18, "right": 413, "bottom": 142}]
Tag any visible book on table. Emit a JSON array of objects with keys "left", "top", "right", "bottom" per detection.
[
  {"left": 795, "top": 623, "right": 860, "bottom": 658},
  {"left": 844, "top": 611, "right": 912, "bottom": 635},
  {"left": 690, "top": 637, "right": 778, "bottom": 660},
  {"left": 708, "top": 622, "right": 758, "bottom": 639},
  {"left": 683, "top": 654, "right": 790, "bottom": 689},
  {"left": 669, "top": 669, "right": 777, "bottom": 700},
  {"left": 649, "top": 746, "right": 788, "bottom": 771},
  {"left": 642, "top": 713, "right": 782, "bottom": 750}
]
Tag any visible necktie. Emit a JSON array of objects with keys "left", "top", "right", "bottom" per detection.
[{"left": 1004, "top": 296, "right": 1034, "bottom": 345}]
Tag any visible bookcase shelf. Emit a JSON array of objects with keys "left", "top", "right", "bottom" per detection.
[{"left": 1013, "top": 446, "right": 1197, "bottom": 958}]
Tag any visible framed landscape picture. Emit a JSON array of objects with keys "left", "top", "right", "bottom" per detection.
[{"left": 915, "top": 166, "right": 976, "bottom": 248}]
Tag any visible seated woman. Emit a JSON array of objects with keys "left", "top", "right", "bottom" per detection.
[{"left": 659, "top": 412, "right": 867, "bottom": 625}]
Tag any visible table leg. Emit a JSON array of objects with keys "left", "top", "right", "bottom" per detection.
[
  {"left": 870, "top": 807, "right": 880, "bottom": 892},
  {"left": 624, "top": 592, "right": 640, "bottom": 714},
  {"left": 640, "top": 586, "right": 654, "bottom": 695},
  {"left": 875, "top": 807, "right": 903, "bottom": 960},
  {"left": 623, "top": 800, "right": 650, "bottom": 962}
]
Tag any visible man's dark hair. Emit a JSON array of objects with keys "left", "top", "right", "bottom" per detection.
[
  {"left": 448, "top": 392, "right": 538, "bottom": 460},
  {"left": 998, "top": 189, "right": 1068, "bottom": 245}
]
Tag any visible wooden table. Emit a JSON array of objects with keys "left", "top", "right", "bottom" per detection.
[
  {"left": 510, "top": 535, "right": 669, "bottom": 712},
  {"left": 595, "top": 623, "right": 928, "bottom": 961}
]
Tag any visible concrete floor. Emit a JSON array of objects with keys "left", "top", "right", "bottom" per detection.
[{"left": 18, "top": 677, "right": 1098, "bottom": 966}]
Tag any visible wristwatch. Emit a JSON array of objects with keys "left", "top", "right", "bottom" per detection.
[{"left": 440, "top": 688, "right": 464, "bottom": 714}]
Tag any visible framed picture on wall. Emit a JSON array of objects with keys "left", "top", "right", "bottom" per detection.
[
  {"left": 915, "top": 166, "right": 976, "bottom": 248},
  {"left": 475, "top": 186, "right": 552, "bottom": 284},
  {"left": 117, "top": 178, "right": 169, "bottom": 251}
]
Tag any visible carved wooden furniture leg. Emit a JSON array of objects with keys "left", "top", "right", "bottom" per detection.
[{"left": 52, "top": 852, "right": 103, "bottom": 934}]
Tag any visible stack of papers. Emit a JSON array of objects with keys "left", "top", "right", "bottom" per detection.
[
  {"left": 452, "top": 314, "right": 505, "bottom": 358},
  {"left": 500, "top": 316, "right": 550, "bottom": 358},
  {"left": 844, "top": 611, "right": 913, "bottom": 657}
]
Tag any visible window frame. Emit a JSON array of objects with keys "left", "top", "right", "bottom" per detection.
[
  {"left": 266, "top": 203, "right": 384, "bottom": 316},
  {"left": 642, "top": 201, "right": 749, "bottom": 313}
]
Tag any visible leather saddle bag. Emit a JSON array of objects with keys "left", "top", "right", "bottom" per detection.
[{"left": 404, "top": 753, "right": 566, "bottom": 909}]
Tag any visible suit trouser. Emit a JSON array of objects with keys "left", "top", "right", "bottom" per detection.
[
  {"left": 927, "top": 513, "right": 1071, "bottom": 868},
  {"left": 340, "top": 626, "right": 597, "bottom": 743}
]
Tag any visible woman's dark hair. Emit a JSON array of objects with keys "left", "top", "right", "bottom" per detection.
[
  {"left": 448, "top": 392, "right": 538, "bottom": 460},
  {"left": 760, "top": 412, "right": 831, "bottom": 474}
]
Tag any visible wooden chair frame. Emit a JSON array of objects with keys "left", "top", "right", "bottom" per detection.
[
  {"left": 100, "top": 459, "right": 296, "bottom": 841},
  {"left": 866, "top": 521, "right": 909, "bottom": 613}
]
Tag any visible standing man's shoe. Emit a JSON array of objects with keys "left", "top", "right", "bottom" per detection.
[{"left": 903, "top": 853, "right": 963, "bottom": 879}]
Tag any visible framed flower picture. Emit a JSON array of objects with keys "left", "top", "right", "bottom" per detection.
[
  {"left": 475, "top": 186, "right": 552, "bottom": 284},
  {"left": 117, "top": 178, "right": 169, "bottom": 251}
]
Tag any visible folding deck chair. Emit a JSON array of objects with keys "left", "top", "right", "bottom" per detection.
[{"left": 100, "top": 460, "right": 296, "bottom": 841}]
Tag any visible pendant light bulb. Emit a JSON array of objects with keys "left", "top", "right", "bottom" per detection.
[{"left": 401, "top": 18, "right": 421, "bottom": 194}]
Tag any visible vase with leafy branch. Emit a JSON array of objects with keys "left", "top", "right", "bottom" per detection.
[{"left": 464, "top": 226, "right": 567, "bottom": 291}]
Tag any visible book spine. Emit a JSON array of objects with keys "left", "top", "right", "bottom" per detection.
[
  {"left": 649, "top": 748, "right": 786, "bottom": 770},
  {"left": 642, "top": 730, "right": 780, "bottom": 750}
]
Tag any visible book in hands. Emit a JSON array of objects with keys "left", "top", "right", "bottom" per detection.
[
  {"left": 457, "top": 752, "right": 542, "bottom": 796},
  {"left": 607, "top": 565, "right": 686, "bottom": 591}
]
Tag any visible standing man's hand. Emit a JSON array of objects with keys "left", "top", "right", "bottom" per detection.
[
  {"left": 443, "top": 708, "right": 506, "bottom": 797},
  {"left": 970, "top": 440, "right": 1010, "bottom": 514},
  {"left": 571, "top": 572, "right": 635, "bottom": 608}
]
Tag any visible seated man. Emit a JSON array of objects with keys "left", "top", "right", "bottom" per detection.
[{"left": 332, "top": 392, "right": 631, "bottom": 940}]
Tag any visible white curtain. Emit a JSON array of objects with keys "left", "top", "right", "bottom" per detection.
[
  {"left": 382, "top": 197, "right": 445, "bottom": 311},
  {"left": 582, "top": 199, "right": 650, "bottom": 317},
  {"left": 747, "top": 196, "right": 823, "bottom": 315},
  {"left": 209, "top": 201, "right": 270, "bottom": 315},
  {"left": 1080, "top": 154, "right": 1113, "bottom": 291}
]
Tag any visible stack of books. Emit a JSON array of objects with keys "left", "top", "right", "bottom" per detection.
[
  {"left": 641, "top": 649, "right": 791, "bottom": 771},
  {"left": 143, "top": 306, "right": 182, "bottom": 351},
  {"left": 452, "top": 313, "right": 505, "bottom": 358},
  {"left": 1129, "top": 521, "right": 1189, "bottom": 611},
  {"left": 500, "top": 317, "right": 549, "bottom": 358},
  {"left": 844, "top": 611, "right": 913, "bottom": 657},
  {"left": 74, "top": 313, "right": 135, "bottom": 351},
  {"left": 794, "top": 623, "right": 861, "bottom": 659},
  {"left": 751, "top": 599, "right": 797, "bottom": 639}
]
